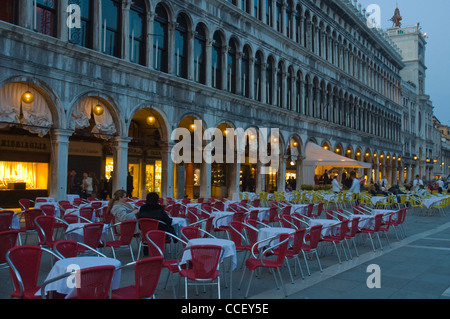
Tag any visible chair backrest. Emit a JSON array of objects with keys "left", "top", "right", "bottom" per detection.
[
  {"left": 0, "top": 230, "right": 19, "bottom": 264},
  {"left": 349, "top": 217, "right": 360, "bottom": 236},
  {"left": 135, "top": 200, "right": 146, "bottom": 207},
  {"left": 290, "top": 229, "right": 306, "bottom": 254},
  {"left": 76, "top": 265, "right": 116, "bottom": 299},
  {"left": 35, "top": 215, "right": 56, "bottom": 246},
  {"left": 270, "top": 233, "right": 291, "bottom": 266},
  {"left": 40, "top": 204, "right": 56, "bottom": 217},
  {"left": 228, "top": 221, "right": 245, "bottom": 247},
  {"left": 214, "top": 201, "right": 225, "bottom": 211},
  {"left": 307, "top": 225, "right": 323, "bottom": 249},
  {"left": 133, "top": 256, "right": 164, "bottom": 299},
  {"left": 79, "top": 207, "right": 94, "bottom": 221},
  {"left": 35, "top": 198, "right": 47, "bottom": 203},
  {"left": 73, "top": 198, "right": 83, "bottom": 206},
  {"left": 53, "top": 240, "right": 79, "bottom": 258},
  {"left": 180, "top": 226, "right": 201, "bottom": 245},
  {"left": 268, "top": 206, "right": 279, "bottom": 223},
  {"left": 101, "top": 206, "right": 113, "bottom": 224},
  {"left": 252, "top": 199, "right": 260, "bottom": 207},
  {"left": 138, "top": 218, "right": 159, "bottom": 241},
  {"left": 336, "top": 220, "right": 349, "bottom": 240},
  {"left": 233, "top": 211, "right": 246, "bottom": 222},
  {"left": 282, "top": 205, "right": 292, "bottom": 215},
  {"left": 6, "top": 245, "right": 42, "bottom": 297},
  {"left": 307, "top": 203, "right": 314, "bottom": 217},
  {"left": 83, "top": 222, "right": 105, "bottom": 248},
  {"left": 182, "top": 198, "right": 191, "bottom": 205},
  {"left": 197, "top": 198, "right": 204, "bottom": 203},
  {"left": 116, "top": 220, "right": 137, "bottom": 244},
  {"left": 242, "top": 220, "right": 259, "bottom": 246},
  {"left": 373, "top": 214, "right": 383, "bottom": 231},
  {"left": 187, "top": 207, "right": 199, "bottom": 224},
  {"left": 248, "top": 210, "right": 259, "bottom": 221},
  {"left": 170, "top": 204, "right": 181, "bottom": 217},
  {"left": 189, "top": 245, "right": 222, "bottom": 279},
  {"left": 228, "top": 203, "right": 238, "bottom": 212},
  {"left": 18, "top": 199, "right": 32, "bottom": 211},
  {"left": 325, "top": 210, "right": 334, "bottom": 220},
  {"left": 90, "top": 202, "right": 103, "bottom": 210},
  {"left": 63, "top": 214, "right": 79, "bottom": 224},
  {"left": 23, "top": 209, "right": 43, "bottom": 230},
  {"left": 145, "top": 230, "right": 166, "bottom": 257},
  {"left": 0, "top": 211, "right": 14, "bottom": 232},
  {"left": 316, "top": 203, "right": 324, "bottom": 215}
]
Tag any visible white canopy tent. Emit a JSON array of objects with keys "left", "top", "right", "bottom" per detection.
[{"left": 302, "top": 142, "right": 372, "bottom": 185}]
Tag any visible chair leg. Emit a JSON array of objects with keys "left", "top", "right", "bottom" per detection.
[
  {"left": 245, "top": 270, "right": 255, "bottom": 298},
  {"left": 351, "top": 238, "right": 359, "bottom": 257},
  {"left": 277, "top": 268, "right": 288, "bottom": 297},
  {"left": 302, "top": 251, "right": 311, "bottom": 276},
  {"left": 284, "top": 258, "right": 295, "bottom": 284}
]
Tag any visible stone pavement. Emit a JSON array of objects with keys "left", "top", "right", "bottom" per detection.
[{"left": 1, "top": 207, "right": 449, "bottom": 300}]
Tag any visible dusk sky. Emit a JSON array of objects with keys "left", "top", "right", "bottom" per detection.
[{"left": 357, "top": 0, "right": 450, "bottom": 125}]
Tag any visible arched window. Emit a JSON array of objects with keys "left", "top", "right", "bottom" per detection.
[
  {"left": 212, "top": 32, "right": 223, "bottom": 89},
  {"left": 154, "top": 4, "right": 168, "bottom": 73},
  {"left": 35, "top": 0, "right": 58, "bottom": 37},
  {"left": 266, "top": 0, "right": 273, "bottom": 27},
  {"left": 102, "top": 0, "right": 121, "bottom": 58},
  {"left": 129, "top": 0, "right": 146, "bottom": 65},
  {"left": 254, "top": 0, "right": 261, "bottom": 20},
  {"left": 174, "top": 14, "right": 188, "bottom": 79},
  {"left": 266, "top": 58, "right": 274, "bottom": 105},
  {"left": 194, "top": 24, "right": 206, "bottom": 84},
  {"left": 242, "top": 46, "right": 250, "bottom": 98},
  {"left": 286, "top": 1, "right": 293, "bottom": 38},
  {"left": 275, "top": 0, "right": 282, "bottom": 33},
  {"left": 254, "top": 52, "right": 262, "bottom": 101},
  {"left": 227, "top": 40, "right": 237, "bottom": 93}
]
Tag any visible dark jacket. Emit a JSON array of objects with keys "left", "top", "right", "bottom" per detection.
[{"left": 137, "top": 203, "right": 177, "bottom": 236}]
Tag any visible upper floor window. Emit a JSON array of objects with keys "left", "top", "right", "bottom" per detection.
[
  {"left": 174, "top": 14, "right": 189, "bottom": 79},
  {"left": 35, "top": 0, "right": 57, "bottom": 37},
  {"left": 129, "top": 0, "right": 146, "bottom": 66},
  {"left": 0, "top": 0, "right": 18, "bottom": 24},
  {"left": 154, "top": 4, "right": 168, "bottom": 73},
  {"left": 72, "top": 0, "right": 93, "bottom": 48},
  {"left": 102, "top": 0, "right": 121, "bottom": 58},
  {"left": 194, "top": 24, "right": 207, "bottom": 84},
  {"left": 212, "top": 32, "right": 223, "bottom": 89}
]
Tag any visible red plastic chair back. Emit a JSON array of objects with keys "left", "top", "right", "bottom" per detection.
[
  {"left": 282, "top": 205, "right": 292, "bottom": 216},
  {"left": 252, "top": 199, "right": 260, "bottom": 207},
  {"left": 22, "top": 209, "right": 43, "bottom": 231},
  {"left": 35, "top": 198, "right": 46, "bottom": 203},
  {"left": 101, "top": 206, "right": 113, "bottom": 224},
  {"left": 0, "top": 211, "right": 14, "bottom": 231},
  {"left": 35, "top": 215, "right": 56, "bottom": 246},
  {"left": 133, "top": 256, "right": 164, "bottom": 298},
  {"left": 145, "top": 230, "right": 166, "bottom": 257},
  {"left": 307, "top": 225, "right": 323, "bottom": 249},
  {"left": 83, "top": 222, "right": 104, "bottom": 249},
  {"left": 18, "top": 199, "right": 32, "bottom": 211},
  {"left": 197, "top": 198, "right": 204, "bottom": 204},
  {"left": 180, "top": 226, "right": 201, "bottom": 246},
  {"left": 274, "top": 233, "right": 291, "bottom": 265},
  {"left": 79, "top": 207, "right": 94, "bottom": 221},
  {"left": 90, "top": 202, "right": 103, "bottom": 210},
  {"left": 248, "top": 210, "right": 259, "bottom": 221},
  {"left": 170, "top": 204, "right": 182, "bottom": 217},
  {"left": 306, "top": 203, "right": 314, "bottom": 217},
  {"left": 139, "top": 219, "right": 159, "bottom": 243},
  {"left": 213, "top": 201, "right": 225, "bottom": 211},
  {"left": 233, "top": 211, "right": 246, "bottom": 222},
  {"left": 73, "top": 198, "right": 83, "bottom": 206},
  {"left": 117, "top": 220, "right": 137, "bottom": 245},
  {"left": 182, "top": 198, "right": 191, "bottom": 205},
  {"left": 189, "top": 245, "right": 222, "bottom": 279},
  {"left": 243, "top": 220, "right": 259, "bottom": 248},
  {"left": 63, "top": 214, "right": 79, "bottom": 224},
  {"left": 135, "top": 200, "right": 146, "bottom": 207},
  {"left": 373, "top": 214, "right": 383, "bottom": 231},
  {"left": 325, "top": 210, "right": 334, "bottom": 220},
  {"left": 204, "top": 216, "right": 214, "bottom": 234},
  {"left": 54, "top": 240, "right": 79, "bottom": 258},
  {"left": 228, "top": 221, "right": 245, "bottom": 248},
  {"left": 76, "top": 265, "right": 116, "bottom": 299},
  {"left": 7, "top": 245, "right": 42, "bottom": 298},
  {"left": 40, "top": 204, "right": 56, "bottom": 217},
  {"left": 290, "top": 229, "right": 306, "bottom": 255},
  {"left": 228, "top": 203, "right": 238, "bottom": 212},
  {"left": 0, "top": 230, "right": 19, "bottom": 264},
  {"left": 337, "top": 220, "right": 349, "bottom": 240},
  {"left": 348, "top": 217, "right": 360, "bottom": 237},
  {"left": 314, "top": 203, "right": 324, "bottom": 217},
  {"left": 187, "top": 207, "right": 199, "bottom": 224},
  {"left": 267, "top": 206, "right": 279, "bottom": 223}
]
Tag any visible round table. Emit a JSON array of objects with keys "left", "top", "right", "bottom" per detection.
[
  {"left": 308, "top": 219, "right": 340, "bottom": 237},
  {"left": 257, "top": 227, "right": 296, "bottom": 249},
  {"left": 39, "top": 256, "right": 121, "bottom": 298}
]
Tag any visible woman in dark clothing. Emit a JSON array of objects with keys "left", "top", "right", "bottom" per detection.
[{"left": 137, "top": 192, "right": 177, "bottom": 237}]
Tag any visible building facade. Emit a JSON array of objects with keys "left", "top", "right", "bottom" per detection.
[{"left": 0, "top": 0, "right": 434, "bottom": 205}]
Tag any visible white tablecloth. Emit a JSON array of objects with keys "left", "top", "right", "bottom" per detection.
[
  {"left": 34, "top": 202, "right": 61, "bottom": 217},
  {"left": 422, "top": 195, "right": 450, "bottom": 209},
  {"left": 11, "top": 213, "right": 20, "bottom": 229},
  {"left": 171, "top": 217, "right": 188, "bottom": 235},
  {"left": 308, "top": 219, "right": 339, "bottom": 237},
  {"left": 247, "top": 207, "right": 270, "bottom": 221},
  {"left": 211, "top": 211, "right": 235, "bottom": 228},
  {"left": 287, "top": 204, "right": 309, "bottom": 215},
  {"left": 67, "top": 194, "right": 80, "bottom": 203},
  {"left": 39, "top": 256, "right": 121, "bottom": 298},
  {"left": 64, "top": 208, "right": 96, "bottom": 222},
  {"left": 35, "top": 197, "right": 56, "bottom": 203},
  {"left": 347, "top": 214, "right": 374, "bottom": 230},
  {"left": 257, "top": 227, "right": 295, "bottom": 249},
  {"left": 182, "top": 238, "right": 237, "bottom": 270}
]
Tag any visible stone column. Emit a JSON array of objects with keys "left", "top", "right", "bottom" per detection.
[
  {"left": 161, "top": 142, "right": 175, "bottom": 199},
  {"left": 49, "top": 129, "right": 73, "bottom": 201},
  {"left": 112, "top": 136, "right": 132, "bottom": 193},
  {"left": 146, "top": 11, "right": 155, "bottom": 68}
]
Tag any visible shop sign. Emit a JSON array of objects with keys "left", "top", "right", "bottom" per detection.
[
  {"left": 69, "top": 141, "right": 102, "bottom": 157},
  {"left": 0, "top": 134, "right": 50, "bottom": 153}
]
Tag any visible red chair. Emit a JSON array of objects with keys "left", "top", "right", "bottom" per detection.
[
  {"left": 79, "top": 207, "right": 94, "bottom": 222},
  {"left": 360, "top": 214, "right": 384, "bottom": 251},
  {"left": 90, "top": 201, "right": 103, "bottom": 210},
  {"left": 392, "top": 208, "right": 407, "bottom": 239},
  {"left": 301, "top": 225, "right": 323, "bottom": 275},
  {"left": 282, "top": 205, "right": 292, "bottom": 216},
  {"left": 178, "top": 245, "right": 223, "bottom": 299},
  {"left": 247, "top": 210, "right": 259, "bottom": 221},
  {"left": 181, "top": 198, "right": 191, "bottom": 205},
  {"left": 135, "top": 200, "right": 146, "bottom": 207},
  {"left": 239, "top": 233, "right": 291, "bottom": 298},
  {"left": 35, "top": 215, "right": 58, "bottom": 249},
  {"left": 251, "top": 199, "right": 260, "bottom": 207},
  {"left": 263, "top": 206, "right": 281, "bottom": 226},
  {"left": 306, "top": 203, "right": 314, "bottom": 218},
  {"left": 180, "top": 226, "right": 202, "bottom": 247},
  {"left": 72, "top": 198, "right": 83, "bottom": 207},
  {"left": 227, "top": 221, "right": 249, "bottom": 263},
  {"left": 17, "top": 209, "right": 43, "bottom": 245},
  {"left": 137, "top": 218, "right": 160, "bottom": 259},
  {"left": 321, "top": 220, "right": 350, "bottom": 264},
  {"left": 112, "top": 256, "right": 164, "bottom": 299},
  {"left": 18, "top": 199, "right": 33, "bottom": 212},
  {"left": 35, "top": 198, "right": 47, "bottom": 203},
  {"left": 170, "top": 203, "right": 183, "bottom": 218},
  {"left": 105, "top": 220, "right": 137, "bottom": 261},
  {"left": 53, "top": 240, "right": 107, "bottom": 258},
  {"left": 0, "top": 210, "right": 15, "bottom": 231},
  {"left": 187, "top": 207, "right": 200, "bottom": 224},
  {"left": 39, "top": 204, "right": 55, "bottom": 216},
  {"left": 62, "top": 214, "right": 79, "bottom": 226},
  {"left": 6, "top": 245, "right": 61, "bottom": 299},
  {"left": 100, "top": 206, "right": 113, "bottom": 225},
  {"left": 0, "top": 230, "right": 19, "bottom": 270}
]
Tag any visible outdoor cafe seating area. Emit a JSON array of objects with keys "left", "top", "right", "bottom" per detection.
[{"left": 0, "top": 187, "right": 449, "bottom": 299}]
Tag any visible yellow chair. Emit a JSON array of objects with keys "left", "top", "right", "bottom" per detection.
[{"left": 409, "top": 196, "right": 424, "bottom": 215}]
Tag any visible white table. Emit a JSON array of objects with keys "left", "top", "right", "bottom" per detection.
[
  {"left": 247, "top": 207, "right": 270, "bottom": 221},
  {"left": 308, "top": 219, "right": 339, "bottom": 237},
  {"left": 35, "top": 197, "right": 56, "bottom": 203},
  {"left": 64, "top": 223, "right": 110, "bottom": 243},
  {"left": 34, "top": 202, "right": 61, "bottom": 217},
  {"left": 39, "top": 256, "right": 121, "bottom": 298},
  {"left": 67, "top": 194, "right": 80, "bottom": 203},
  {"left": 64, "top": 208, "right": 96, "bottom": 222},
  {"left": 422, "top": 195, "right": 450, "bottom": 209},
  {"left": 257, "top": 227, "right": 295, "bottom": 249},
  {"left": 211, "top": 211, "right": 235, "bottom": 228},
  {"left": 346, "top": 214, "right": 374, "bottom": 230},
  {"left": 171, "top": 217, "right": 188, "bottom": 235},
  {"left": 11, "top": 213, "right": 20, "bottom": 230},
  {"left": 288, "top": 204, "right": 309, "bottom": 215}
]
